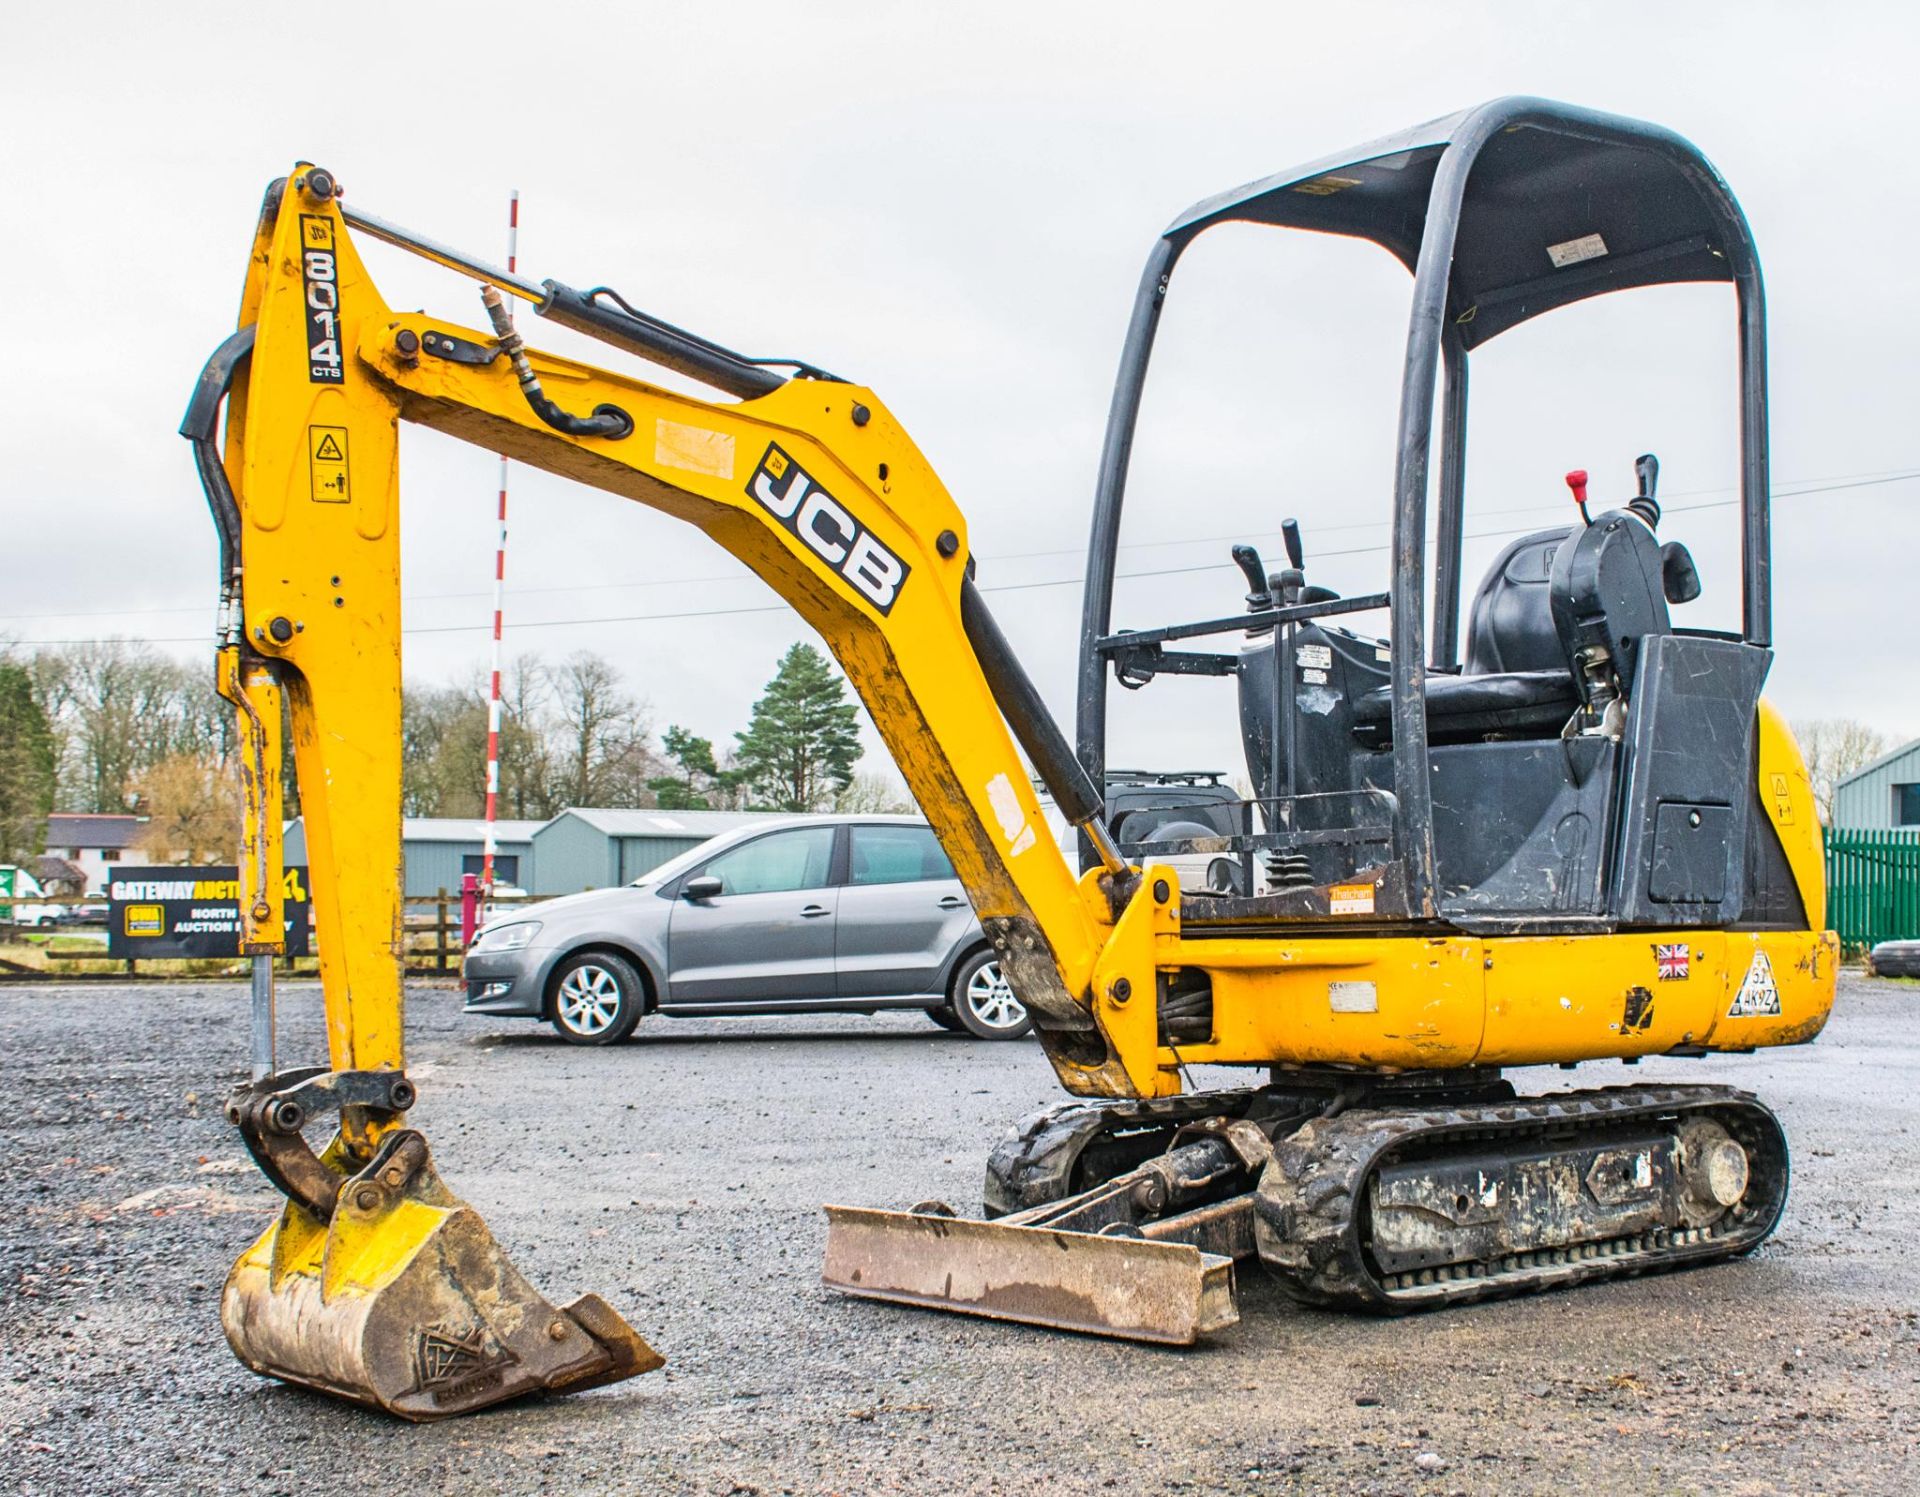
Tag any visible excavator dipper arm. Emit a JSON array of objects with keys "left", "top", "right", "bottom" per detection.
[{"left": 188, "top": 166, "right": 1189, "bottom": 1417}]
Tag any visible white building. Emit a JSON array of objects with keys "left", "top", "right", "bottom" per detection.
[{"left": 42, "top": 814, "right": 147, "bottom": 893}]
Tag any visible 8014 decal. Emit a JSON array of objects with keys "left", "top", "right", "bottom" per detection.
[
  {"left": 747, "top": 444, "right": 909, "bottom": 614},
  {"left": 300, "top": 215, "right": 344, "bottom": 384}
]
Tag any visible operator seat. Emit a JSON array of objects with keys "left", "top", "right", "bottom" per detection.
[
  {"left": 1352, "top": 527, "right": 1580, "bottom": 744},
  {"left": 1463, "top": 527, "right": 1572, "bottom": 675}
]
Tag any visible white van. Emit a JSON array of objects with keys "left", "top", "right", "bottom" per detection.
[{"left": 0, "top": 867, "right": 63, "bottom": 926}]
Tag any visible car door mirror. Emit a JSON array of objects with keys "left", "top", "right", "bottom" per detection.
[{"left": 681, "top": 875, "right": 723, "bottom": 902}]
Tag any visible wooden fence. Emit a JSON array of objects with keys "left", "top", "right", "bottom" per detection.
[
  {"left": 1825, "top": 828, "right": 1920, "bottom": 955},
  {"left": 401, "top": 889, "right": 549, "bottom": 975}
]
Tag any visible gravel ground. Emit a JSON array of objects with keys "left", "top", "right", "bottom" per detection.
[{"left": 3, "top": 972, "right": 1918, "bottom": 1495}]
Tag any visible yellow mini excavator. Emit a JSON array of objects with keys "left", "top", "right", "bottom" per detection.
[{"left": 189, "top": 98, "right": 1835, "bottom": 1419}]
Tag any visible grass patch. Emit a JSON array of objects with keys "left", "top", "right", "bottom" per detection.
[{"left": 0, "top": 941, "right": 322, "bottom": 979}]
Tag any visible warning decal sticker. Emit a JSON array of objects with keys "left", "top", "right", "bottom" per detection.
[
  {"left": 1728, "top": 949, "right": 1783, "bottom": 1017},
  {"left": 1769, "top": 772, "right": 1795, "bottom": 826},
  {"left": 309, "top": 426, "right": 350, "bottom": 503}
]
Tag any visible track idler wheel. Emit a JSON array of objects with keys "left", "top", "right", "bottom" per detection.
[{"left": 222, "top": 1129, "right": 662, "bottom": 1420}]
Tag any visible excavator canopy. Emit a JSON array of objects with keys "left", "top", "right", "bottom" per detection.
[{"left": 1165, "top": 95, "right": 1757, "bottom": 348}]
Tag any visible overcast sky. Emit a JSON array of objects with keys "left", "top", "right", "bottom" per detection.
[{"left": 4, "top": 1, "right": 1914, "bottom": 793}]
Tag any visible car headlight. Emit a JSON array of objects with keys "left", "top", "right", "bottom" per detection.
[{"left": 470, "top": 921, "right": 541, "bottom": 954}]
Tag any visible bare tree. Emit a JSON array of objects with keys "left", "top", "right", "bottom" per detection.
[
  {"left": 832, "top": 770, "right": 916, "bottom": 815},
  {"left": 130, "top": 753, "right": 240, "bottom": 863},
  {"left": 400, "top": 656, "right": 555, "bottom": 820},
  {"left": 30, "top": 641, "right": 209, "bottom": 812},
  {"left": 549, "top": 651, "right": 656, "bottom": 808},
  {"left": 1793, "top": 717, "right": 1890, "bottom": 824},
  {"left": 492, "top": 658, "right": 556, "bottom": 819},
  {"left": 401, "top": 684, "right": 479, "bottom": 818}
]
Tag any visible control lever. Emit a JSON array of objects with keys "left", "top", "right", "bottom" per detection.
[
  {"left": 1280, "top": 518, "right": 1304, "bottom": 571},
  {"left": 1231, "top": 544, "right": 1273, "bottom": 612},
  {"left": 1270, "top": 519, "right": 1338, "bottom": 606},
  {"left": 1564, "top": 468, "right": 1591, "bottom": 526},
  {"left": 1629, "top": 452, "right": 1662, "bottom": 529},
  {"left": 1661, "top": 541, "right": 1701, "bottom": 604}
]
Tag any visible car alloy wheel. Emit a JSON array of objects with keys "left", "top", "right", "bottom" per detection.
[
  {"left": 548, "top": 952, "right": 644, "bottom": 1045},
  {"left": 953, "top": 952, "right": 1030, "bottom": 1040}
]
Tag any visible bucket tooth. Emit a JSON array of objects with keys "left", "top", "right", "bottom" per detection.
[
  {"left": 822, "top": 1205, "right": 1239, "bottom": 1345},
  {"left": 222, "top": 1130, "right": 662, "bottom": 1420}
]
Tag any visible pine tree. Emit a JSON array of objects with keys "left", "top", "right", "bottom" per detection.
[
  {"left": 649, "top": 725, "right": 744, "bottom": 810},
  {"left": 0, "top": 661, "right": 57, "bottom": 864},
  {"left": 732, "top": 644, "right": 863, "bottom": 811}
]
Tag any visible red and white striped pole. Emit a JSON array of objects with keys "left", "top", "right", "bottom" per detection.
[{"left": 481, "top": 189, "right": 519, "bottom": 901}]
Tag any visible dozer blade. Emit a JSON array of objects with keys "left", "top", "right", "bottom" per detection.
[
  {"left": 223, "top": 1130, "right": 662, "bottom": 1420},
  {"left": 822, "top": 1205, "right": 1239, "bottom": 1344}
]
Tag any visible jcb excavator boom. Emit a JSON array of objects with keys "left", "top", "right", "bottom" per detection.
[{"left": 193, "top": 101, "right": 1835, "bottom": 1417}]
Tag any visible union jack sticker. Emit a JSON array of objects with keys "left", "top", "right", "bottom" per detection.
[{"left": 1654, "top": 943, "right": 1690, "bottom": 981}]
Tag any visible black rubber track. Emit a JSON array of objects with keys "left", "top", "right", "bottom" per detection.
[{"left": 1253, "top": 1084, "right": 1789, "bottom": 1313}]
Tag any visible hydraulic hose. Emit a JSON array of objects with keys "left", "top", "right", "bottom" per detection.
[
  {"left": 180, "top": 322, "right": 258, "bottom": 643},
  {"left": 480, "top": 286, "right": 634, "bottom": 440}
]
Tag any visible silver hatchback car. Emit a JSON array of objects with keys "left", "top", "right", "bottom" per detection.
[{"left": 461, "top": 815, "right": 1027, "bottom": 1045}]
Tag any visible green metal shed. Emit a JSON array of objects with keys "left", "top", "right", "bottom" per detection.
[
  {"left": 529, "top": 808, "right": 780, "bottom": 895},
  {"left": 1833, "top": 738, "right": 1920, "bottom": 830}
]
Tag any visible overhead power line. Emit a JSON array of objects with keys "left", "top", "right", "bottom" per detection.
[
  {"left": 6, "top": 465, "right": 1915, "bottom": 626},
  {"left": 8, "top": 468, "right": 1914, "bottom": 649},
  {"left": 4, "top": 466, "right": 1912, "bottom": 626}
]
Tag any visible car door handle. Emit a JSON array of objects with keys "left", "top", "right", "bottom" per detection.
[
  {"left": 799, "top": 904, "right": 831, "bottom": 917},
  {"left": 936, "top": 897, "right": 966, "bottom": 910}
]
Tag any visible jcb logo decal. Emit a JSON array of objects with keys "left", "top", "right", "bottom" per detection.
[
  {"left": 747, "top": 445, "right": 909, "bottom": 615},
  {"left": 300, "top": 215, "right": 343, "bottom": 384}
]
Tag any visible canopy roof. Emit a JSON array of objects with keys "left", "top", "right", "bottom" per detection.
[{"left": 1165, "top": 97, "right": 1755, "bottom": 348}]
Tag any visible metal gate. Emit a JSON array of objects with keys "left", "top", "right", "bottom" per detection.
[{"left": 1824, "top": 828, "right": 1920, "bottom": 954}]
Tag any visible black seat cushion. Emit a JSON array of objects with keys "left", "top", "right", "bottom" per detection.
[
  {"left": 1465, "top": 527, "right": 1573, "bottom": 675},
  {"left": 1351, "top": 669, "right": 1578, "bottom": 744}
]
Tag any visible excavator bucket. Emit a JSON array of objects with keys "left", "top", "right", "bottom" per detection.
[
  {"left": 822, "top": 1205, "right": 1239, "bottom": 1344},
  {"left": 222, "top": 1130, "right": 661, "bottom": 1420}
]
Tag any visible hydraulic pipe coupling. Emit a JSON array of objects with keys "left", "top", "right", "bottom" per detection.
[{"left": 479, "top": 285, "right": 633, "bottom": 440}]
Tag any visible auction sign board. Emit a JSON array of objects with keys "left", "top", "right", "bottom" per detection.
[{"left": 107, "top": 866, "right": 312, "bottom": 959}]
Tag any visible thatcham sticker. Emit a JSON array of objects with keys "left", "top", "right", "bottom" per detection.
[{"left": 748, "top": 444, "right": 909, "bottom": 615}]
